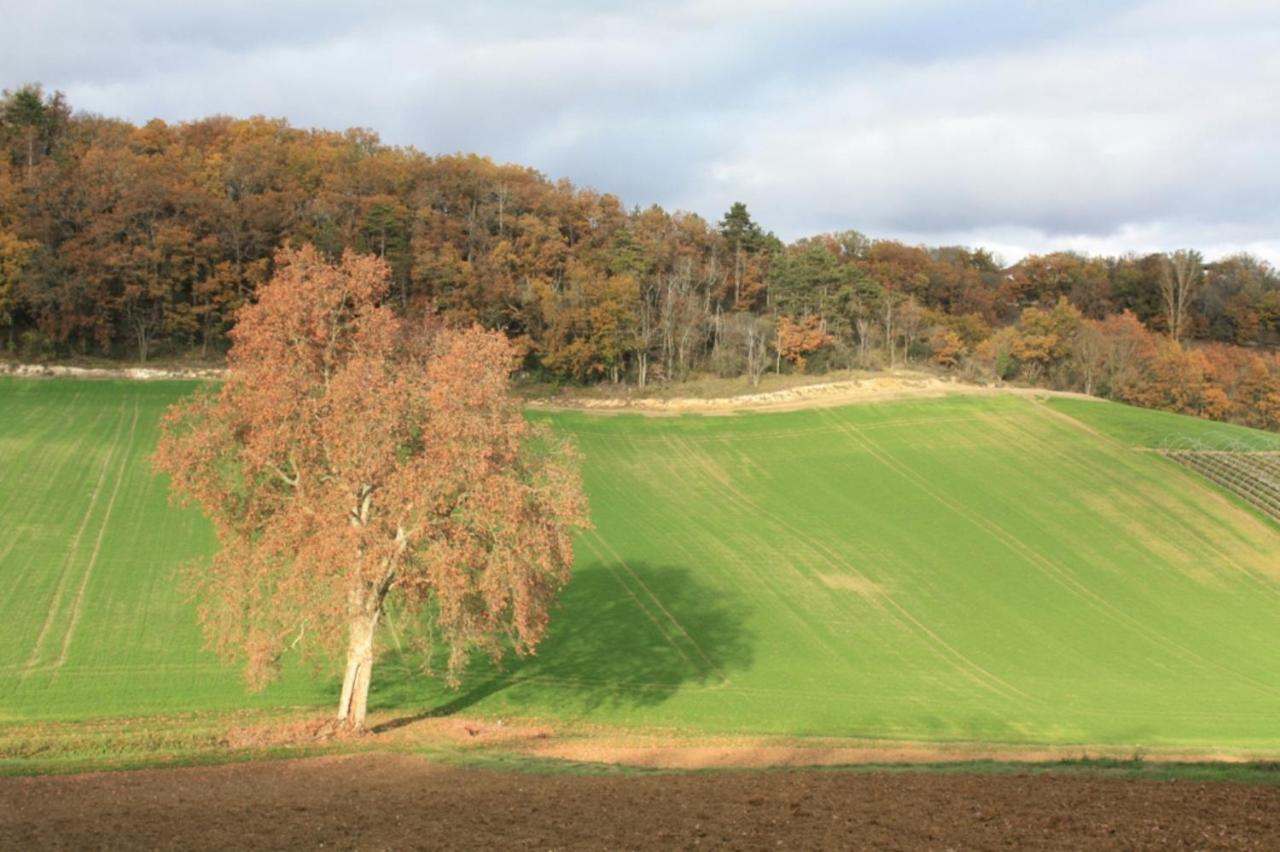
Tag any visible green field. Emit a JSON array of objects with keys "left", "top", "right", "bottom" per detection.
[
  {"left": 1046, "top": 397, "right": 1280, "bottom": 451},
  {"left": 3, "top": 378, "right": 1280, "bottom": 752}
]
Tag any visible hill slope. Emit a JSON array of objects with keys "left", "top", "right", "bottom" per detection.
[{"left": 1, "top": 379, "right": 1279, "bottom": 751}]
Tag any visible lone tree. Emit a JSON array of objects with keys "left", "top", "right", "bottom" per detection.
[{"left": 153, "top": 246, "right": 588, "bottom": 730}]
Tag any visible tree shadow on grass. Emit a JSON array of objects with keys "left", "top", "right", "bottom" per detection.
[{"left": 369, "top": 561, "right": 755, "bottom": 731}]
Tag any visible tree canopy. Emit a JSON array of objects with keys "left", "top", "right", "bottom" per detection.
[
  {"left": 2, "top": 86, "right": 1278, "bottom": 430},
  {"left": 153, "top": 246, "right": 589, "bottom": 729}
]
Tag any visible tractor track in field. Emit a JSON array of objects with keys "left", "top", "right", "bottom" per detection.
[
  {"left": 823, "top": 408, "right": 1280, "bottom": 702},
  {"left": 984, "top": 404, "right": 1280, "bottom": 670},
  {"left": 0, "top": 391, "right": 106, "bottom": 575},
  {"left": 580, "top": 533, "right": 721, "bottom": 681},
  {"left": 657, "top": 423, "right": 1036, "bottom": 708},
  {"left": 651, "top": 433, "right": 868, "bottom": 669},
  {"left": 6, "top": 375, "right": 1280, "bottom": 762},
  {"left": 987, "top": 407, "right": 1280, "bottom": 597},
  {"left": 53, "top": 403, "right": 141, "bottom": 675},
  {"left": 20, "top": 404, "right": 131, "bottom": 676}
]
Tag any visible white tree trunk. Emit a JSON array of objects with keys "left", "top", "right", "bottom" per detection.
[{"left": 336, "top": 597, "right": 381, "bottom": 730}]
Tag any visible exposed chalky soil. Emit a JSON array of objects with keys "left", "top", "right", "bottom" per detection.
[{"left": 2, "top": 754, "right": 1278, "bottom": 850}]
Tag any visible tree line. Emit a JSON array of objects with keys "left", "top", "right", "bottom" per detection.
[{"left": 2, "top": 84, "right": 1278, "bottom": 428}]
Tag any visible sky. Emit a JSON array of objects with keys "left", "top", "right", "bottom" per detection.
[{"left": 4, "top": 0, "right": 1279, "bottom": 265}]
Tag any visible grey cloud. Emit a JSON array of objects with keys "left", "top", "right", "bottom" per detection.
[{"left": 2, "top": 1, "right": 1278, "bottom": 263}]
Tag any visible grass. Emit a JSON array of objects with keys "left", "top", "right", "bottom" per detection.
[
  {"left": 0, "top": 379, "right": 335, "bottom": 720},
  {"left": 1045, "top": 397, "right": 1280, "bottom": 450},
  {"left": 2, "top": 378, "right": 1280, "bottom": 764},
  {"left": 0, "top": 709, "right": 331, "bottom": 777}
]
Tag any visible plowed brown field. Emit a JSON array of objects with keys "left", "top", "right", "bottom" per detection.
[{"left": 3, "top": 754, "right": 1278, "bottom": 850}]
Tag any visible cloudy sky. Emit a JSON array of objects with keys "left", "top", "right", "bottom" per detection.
[{"left": 5, "top": 0, "right": 1279, "bottom": 264}]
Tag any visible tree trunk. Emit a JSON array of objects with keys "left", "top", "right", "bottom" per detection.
[
  {"left": 733, "top": 249, "right": 741, "bottom": 308},
  {"left": 883, "top": 303, "right": 895, "bottom": 369},
  {"left": 336, "top": 596, "right": 382, "bottom": 731},
  {"left": 136, "top": 321, "right": 149, "bottom": 364}
]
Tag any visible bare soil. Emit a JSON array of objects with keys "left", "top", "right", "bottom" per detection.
[
  {"left": 370, "top": 716, "right": 1280, "bottom": 770},
  {"left": 528, "top": 373, "right": 1099, "bottom": 416},
  {"left": 0, "top": 362, "right": 225, "bottom": 381},
  {"left": 4, "top": 361, "right": 1097, "bottom": 416},
  {"left": 3, "top": 753, "right": 1278, "bottom": 850}
]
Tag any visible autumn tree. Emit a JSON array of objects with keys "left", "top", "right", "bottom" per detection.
[
  {"left": 0, "top": 229, "right": 33, "bottom": 350},
  {"left": 540, "top": 267, "right": 641, "bottom": 383},
  {"left": 0, "top": 162, "right": 32, "bottom": 349},
  {"left": 931, "top": 328, "right": 966, "bottom": 369},
  {"left": 153, "top": 246, "right": 589, "bottom": 730},
  {"left": 858, "top": 241, "right": 930, "bottom": 366},
  {"left": 1199, "top": 254, "right": 1280, "bottom": 345},
  {"left": 1012, "top": 297, "right": 1082, "bottom": 382},
  {"left": 2, "top": 85, "right": 1277, "bottom": 431},
  {"left": 919, "top": 246, "right": 998, "bottom": 321},
  {"left": 717, "top": 202, "right": 773, "bottom": 310},
  {"left": 776, "top": 314, "right": 833, "bottom": 372}
]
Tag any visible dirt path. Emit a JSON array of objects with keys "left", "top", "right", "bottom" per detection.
[
  {"left": 4, "top": 362, "right": 1100, "bottom": 416},
  {"left": 1, "top": 363, "right": 225, "bottom": 381},
  {"left": 3, "top": 752, "right": 1277, "bottom": 850},
  {"left": 529, "top": 373, "right": 1100, "bottom": 416}
]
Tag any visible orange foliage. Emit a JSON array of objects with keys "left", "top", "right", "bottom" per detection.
[
  {"left": 152, "top": 246, "right": 589, "bottom": 729},
  {"left": 932, "top": 329, "right": 966, "bottom": 368},
  {"left": 776, "top": 314, "right": 833, "bottom": 371},
  {"left": 2, "top": 89, "right": 1276, "bottom": 432}
]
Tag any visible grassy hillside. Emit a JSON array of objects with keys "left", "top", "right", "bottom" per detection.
[
  {"left": 1045, "top": 397, "right": 1280, "bottom": 451},
  {"left": 2, "top": 379, "right": 1279, "bottom": 751},
  {"left": 0, "top": 380, "right": 332, "bottom": 718}
]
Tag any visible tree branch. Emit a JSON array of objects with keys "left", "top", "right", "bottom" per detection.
[{"left": 267, "top": 463, "right": 299, "bottom": 488}]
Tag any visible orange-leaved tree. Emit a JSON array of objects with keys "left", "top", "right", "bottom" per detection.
[
  {"left": 776, "top": 314, "right": 832, "bottom": 372},
  {"left": 153, "top": 245, "right": 589, "bottom": 730}
]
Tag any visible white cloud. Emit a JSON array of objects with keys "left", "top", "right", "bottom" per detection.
[{"left": 3, "top": 1, "right": 1278, "bottom": 263}]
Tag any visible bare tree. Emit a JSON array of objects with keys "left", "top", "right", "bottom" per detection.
[
  {"left": 635, "top": 280, "right": 658, "bottom": 388},
  {"left": 898, "top": 297, "right": 927, "bottom": 363},
  {"left": 880, "top": 290, "right": 905, "bottom": 368},
  {"left": 1158, "top": 249, "right": 1203, "bottom": 341},
  {"left": 733, "top": 313, "right": 774, "bottom": 386},
  {"left": 660, "top": 258, "right": 707, "bottom": 381},
  {"left": 1072, "top": 322, "right": 1107, "bottom": 396}
]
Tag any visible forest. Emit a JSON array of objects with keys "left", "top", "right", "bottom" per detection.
[{"left": 1, "top": 84, "right": 1278, "bottom": 429}]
